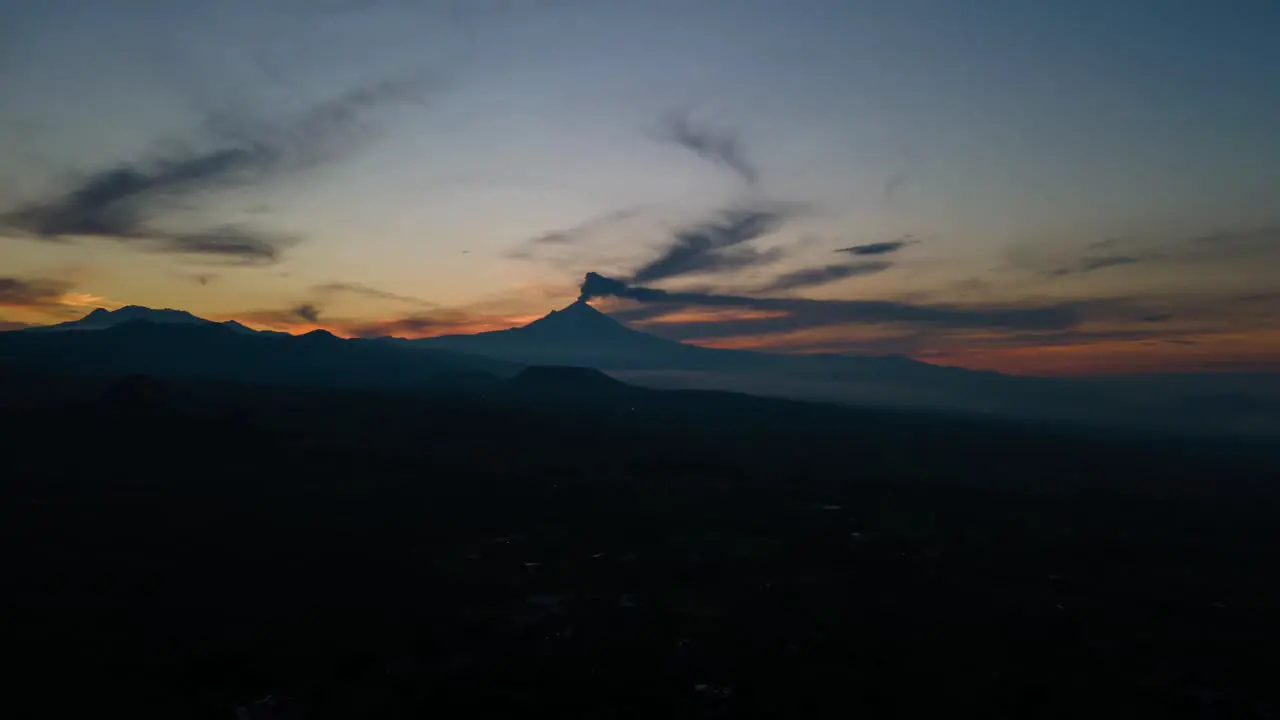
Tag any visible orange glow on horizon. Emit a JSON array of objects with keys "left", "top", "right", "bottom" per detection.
[
  {"left": 918, "top": 330, "right": 1280, "bottom": 376},
  {"left": 637, "top": 308, "right": 788, "bottom": 325},
  {"left": 219, "top": 312, "right": 544, "bottom": 339},
  {"left": 686, "top": 323, "right": 907, "bottom": 353},
  {"left": 6, "top": 300, "right": 1278, "bottom": 377}
]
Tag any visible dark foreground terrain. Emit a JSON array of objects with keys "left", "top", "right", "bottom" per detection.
[{"left": 2, "top": 368, "right": 1278, "bottom": 718}]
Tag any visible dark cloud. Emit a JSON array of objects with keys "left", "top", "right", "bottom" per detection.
[
  {"left": 1041, "top": 225, "right": 1280, "bottom": 279},
  {"left": 1080, "top": 256, "right": 1140, "bottom": 272},
  {"left": 580, "top": 273, "right": 1089, "bottom": 332},
  {"left": 347, "top": 314, "right": 456, "bottom": 338},
  {"left": 0, "top": 277, "right": 73, "bottom": 309},
  {"left": 527, "top": 209, "right": 638, "bottom": 246},
  {"left": 1049, "top": 255, "right": 1141, "bottom": 276},
  {"left": 657, "top": 111, "right": 757, "bottom": 185},
  {"left": 1141, "top": 313, "right": 1173, "bottom": 323},
  {"left": 755, "top": 262, "right": 892, "bottom": 293},
  {"left": 836, "top": 237, "right": 918, "bottom": 257},
  {"left": 151, "top": 227, "right": 296, "bottom": 266},
  {"left": 1, "top": 147, "right": 273, "bottom": 239},
  {"left": 293, "top": 304, "right": 322, "bottom": 323},
  {"left": 313, "top": 281, "right": 432, "bottom": 306},
  {"left": 1187, "top": 226, "right": 1280, "bottom": 248},
  {"left": 0, "top": 320, "right": 34, "bottom": 332},
  {"left": 508, "top": 209, "right": 641, "bottom": 260},
  {"left": 0, "top": 76, "right": 427, "bottom": 265},
  {"left": 1171, "top": 226, "right": 1280, "bottom": 267},
  {"left": 630, "top": 207, "right": 788, "bottom": 284}
]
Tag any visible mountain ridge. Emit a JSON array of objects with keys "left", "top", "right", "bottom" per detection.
[{"left": 6, "top": 302, "right": 1278, "bottom": 436}]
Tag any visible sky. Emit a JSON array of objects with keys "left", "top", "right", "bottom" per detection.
[{"left": 1, "top": 0, "right": 1278, "bottom": 375}]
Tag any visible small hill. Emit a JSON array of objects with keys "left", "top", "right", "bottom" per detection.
[{"left": 507, "top": 365, "right": 631, "bottom": 393}]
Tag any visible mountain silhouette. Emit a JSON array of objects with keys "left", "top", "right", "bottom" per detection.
[
  {"left": 31, "top": 305, "right": 265, "bottom": 335},
  {"left": 0, "top": 317, "right": 506, "bottom": 392},
  {"left": 418, "top": 300, "right": 704, "bottom": 369},
  {"left": 505, "top": 365, "right": 635, "bottom": 399},
  {"left": 415, "top": 300, "right": 1016, "bottom": 393},
  {"left": 410, "top": 301, "right": 1174, "bottom": 424},
  {"left": 34, "top": 305, "right": 216, "bottom": 331},
  {"left": 5, "top": 303, "right": 1274, "bottom": 434}
]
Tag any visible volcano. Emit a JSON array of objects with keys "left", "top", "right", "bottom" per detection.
[{"left": 414, "top": 300, "right": 718, "bottom": 369}]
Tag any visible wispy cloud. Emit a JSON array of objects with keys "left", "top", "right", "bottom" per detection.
[
  {"left": 184, "top": 273, "right": 218, "bottom": 286},
  {"left": 836, "top": 236, "right": 919, "bottom": 257},
  {"left": 754, "top": 261, "right": 892, "bottom": 293},
  {"left": 1035, "top": 225, "right": 1280, "bottom": 279},
  {"left": 0, "top": 75, "right": 428, "bottom": 265},
  {"left": 0, "top": 277, "right": 75, "bottom": 310},
  {"left": 155, "top": 226, "right": 298, "bottom": 266},
  {"left": 293, "top": 303, "right": 321, "bottom": 323},
  {"left": 0, "top": 276, "right": 123, "bottom": 319},
  {"left": 629, "top": 206, "right": 789, "bottom": 284},
  {"left": 1079, "top": 255, "right": 1140, "bottom": 272},
  {"left": 657, "top": 110, "right": 757, "bottom": 185},
  {"left": 1048, "top": 254, "right": 1141, "bottom": 276},
  {"left": 344, "top": 313, "right": 481, "bottom": 338},
  {"left": 231, "top": 303, "right": 528, "bottom": 339},
  {"left": 507, "top": 208, "right": 641, "bottom": 260},
  {"left": 236, "top": 302, "right": 325, "bottom": 329},
  {"left": 1178, "top": 226, "right": 1280, "bottom": 265},
  {"left": 312, "top": 281, "right": 433, "bottom": 306},
  {"left": 580, "top": 272, "right": 1094, "bottom": 332},
  {"left": 528, "top": 209, "right": 639, "bottom": 246}
]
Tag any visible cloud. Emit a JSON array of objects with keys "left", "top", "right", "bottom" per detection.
[
  {"left": 231, "top": 305, "right": 523, "bottom": 339},
  {"left": 0, "top": 277, "right": 74, "bottom": 309},
  {"left": 507, "top": 208, "right": 642, "bottom": 260},
  {"left": 630, "top": 206, "right": 788, "bottom": 284},
  {"left": 755, "top": 262, "right": 892, "bottom": 293},
  {"left": 292, "top": 303, "right": 321, "bottom": 323},
  {"left": 0, "top": 320, "right": 33, "bottom": 332},
  {"left": 152, "top": 227, "right": 296, "bottom": 266},
  {"left": 345, "top": 314, "right": 459, "bottom": 338},
  {"left": 580, "top": 272, "right": 1092, "bottom": 332},
  {"left": 1080, "top": 256, "right": 1140, "bottom": 272},
  {"left": 657, "top": 111, "right": 757, "bottom": 184},
  {"left": 312, "top": 281, "right": 433, "bottom": 306},
  {"left": 836, "top": 236, "right": 918, "bottom": 257},
  {"left": 0, "top": 76, "right": 427, "bottom": 265},
  {"left": 1049, "top": 255, "right": 1141, "bottom": 276},
  {"left": 1035, "top": 225, "right": 1280, "bottom": 280},
  {"left": 236, "top": 302, "right": 327, "bottom": 329},
  {"left": 1187, "top": 226, "right": 1280, "bottom": 249},
  {"left": 529, "top": 209, "right": 639, "bottom": 246}
]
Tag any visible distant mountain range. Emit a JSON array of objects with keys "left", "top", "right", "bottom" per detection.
[
  {"left": 3, "top": 302, "right": 1278, "bottom": 437},
  {"left": 26, "top": 305, "right": 265, "bottom": 335},
  {"left": 3, "top": 308, "right": 512, "bottom": 393}
]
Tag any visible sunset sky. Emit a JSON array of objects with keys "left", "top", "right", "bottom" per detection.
[{"left": 1, "top": 0, "right": 1277, "bottom": 375}]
